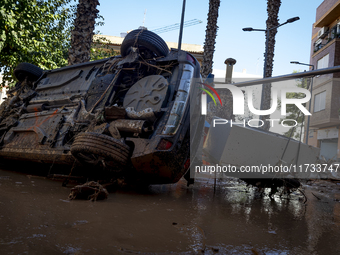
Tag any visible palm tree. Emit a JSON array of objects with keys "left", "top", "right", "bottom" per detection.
[
  {"left": 200, "top": 0, "right": 220, "bottom": 79},
  {"left": 201, "top": 0, "right": 235, "bottom": 122},
  {"left": 261, "top": 0, "right": 281, "bottom": 130},
  {"left": 68, "top": 0, "right": 99, "bottom": 65}
]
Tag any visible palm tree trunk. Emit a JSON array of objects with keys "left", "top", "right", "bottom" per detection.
[
  {"left": 201, "top": 0, "right": 235, "bottom": 122},
  {"left": 261, "top": 0, "right": 281, "bottom": 130},
  {"left": 68, "top": 0, "right": 99, "bottom": 65},
  {"left": 201, "top": 0, "right": 220, "bottom": 79}
]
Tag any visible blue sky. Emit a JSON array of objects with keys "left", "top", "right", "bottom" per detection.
[{"left": 97, "top": 0, "right": 322, "bottom": 76}]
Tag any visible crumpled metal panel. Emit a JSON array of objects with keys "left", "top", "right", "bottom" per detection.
[{"left": 203, "top": 118, "right": 321, "bottom": 179}]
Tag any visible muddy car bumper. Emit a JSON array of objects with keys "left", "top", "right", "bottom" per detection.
[
  {"left": 127, "top": 135, "right": 189, "bottom": 184},
  {"left": 0, "top": 147, "right": 74, "bottom": 165}
]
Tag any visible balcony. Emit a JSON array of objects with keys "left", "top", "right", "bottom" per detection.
[{"left": 313, "top": 24, "right": 340, "bottom": 53}]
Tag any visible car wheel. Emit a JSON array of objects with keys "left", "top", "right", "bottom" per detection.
[
  {"left": 120, "top": 29, "right": 169, "bottom": 58},
  {"left": 14, "top": 62, "right": 43, "bottom": 82},
  {"left": 70, "top": 132, "right": 131, "bottom": 169}
]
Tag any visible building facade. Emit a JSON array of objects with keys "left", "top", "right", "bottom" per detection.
[
  {"left": 307, "top": 0, "right": 340, "bottom": 160},
  {"left": 93, "top": 34, "right": 204, "bottom": 65}
]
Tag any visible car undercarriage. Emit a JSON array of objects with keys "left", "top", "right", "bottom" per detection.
[{"left": 0, "top": 29, "right": 204, "bottom": 185}]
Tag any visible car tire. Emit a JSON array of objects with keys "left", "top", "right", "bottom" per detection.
[
  {"left": 71, "top": 132, "right": 131, "bottom": 169},
  {"left": 14, "top": 62, "right": 43, "bottom": 82},
  {"left": 120, "top": 29, "right": 169, "bottom": 58}
]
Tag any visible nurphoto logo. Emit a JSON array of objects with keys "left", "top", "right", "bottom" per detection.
[{"left": 201, "top": 83, "right": 311, "bottom": 116}]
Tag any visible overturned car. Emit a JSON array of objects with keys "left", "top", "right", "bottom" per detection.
[{"left": 0, "top": 29, "right": 204, "bottom": 184}]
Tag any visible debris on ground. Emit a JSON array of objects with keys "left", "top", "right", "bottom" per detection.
[
  {"left": 241, "top": 178, "right": 301, "bottom": 197},
  {"left": 68, "top": 181, "right": 109, "bottom": 201}
]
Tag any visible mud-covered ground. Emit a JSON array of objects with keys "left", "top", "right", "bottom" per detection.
[{"left": 1, "top": 167, "right": 340, "bottom": 254}]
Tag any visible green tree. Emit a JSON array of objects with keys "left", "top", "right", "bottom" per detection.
[
  {"left": 90, "top": 34, "right": 119, "bottom": 61},
  {"left": 0, "top": 0, "right": 74, "bottom": 86},
  {"left": 279, "top": 72, "right": 310, "bottom": 139}
]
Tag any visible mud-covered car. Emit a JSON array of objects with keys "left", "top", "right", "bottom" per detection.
[{"left": 0, "top": 29, "right": 204, "bottom": 184}]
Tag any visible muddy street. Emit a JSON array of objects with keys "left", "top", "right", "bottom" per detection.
[{"left": 1, "top": 168, "right": 340, "bottom": 255}]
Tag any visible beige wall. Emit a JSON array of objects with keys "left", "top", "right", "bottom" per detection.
[{"left": 93, "top": 35, "right": 204, "bottom": 66}]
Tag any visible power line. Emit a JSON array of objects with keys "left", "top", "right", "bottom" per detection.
[{"left": 151, "top": 19, "right": 202, "bottom": 34}]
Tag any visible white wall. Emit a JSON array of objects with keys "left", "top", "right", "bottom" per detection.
[{"left": 0, "top": 75, "right": 7, "bottom": 104}]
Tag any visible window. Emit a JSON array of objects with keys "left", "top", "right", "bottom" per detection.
[
  {"left": 317, "top": 54, "right": 329, "bottom": 69},
  {"left": 314, "top": 39, "right": 323, "bottom": 51},
  {"left": 314, "top": 91, "right": 326, "bottom": 112},
  {"left": 328, "top": 23, "right": 340, "bottom": 40},
  {"left": 330, "top": 26, "right": 337, "bottom": 40}
]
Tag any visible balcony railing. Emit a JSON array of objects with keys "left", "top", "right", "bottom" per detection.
[{"left": 314, "top": 29, "right": 340, "bottom": 53}]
